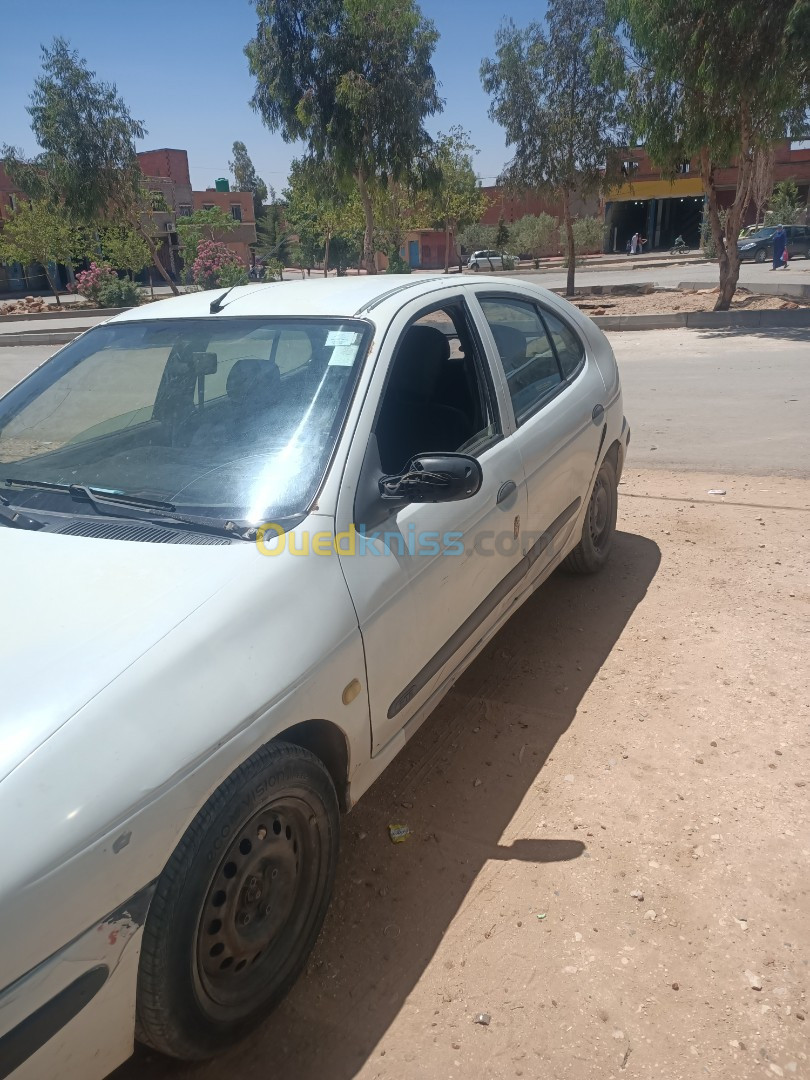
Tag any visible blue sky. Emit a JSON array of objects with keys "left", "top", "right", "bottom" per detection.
[{"left": 0, "top": 0, "right": 548, "bottom": 193}]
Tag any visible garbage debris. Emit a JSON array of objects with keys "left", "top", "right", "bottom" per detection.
[
  {"left": 707, "top": 489, "right": 727, "bottom": 496},
  {"left": 474, "top": 1013, "right": 491, "bottom": 1026},
  {"left": 388, "top": 823, "right": 410, "bottom": 844}
]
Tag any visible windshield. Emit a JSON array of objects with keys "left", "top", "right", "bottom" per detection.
[
  {"left": 746, "top": 227, "right": 777, "bottom": 239},
  {"left": 0, "top": 317, "right": 370, "bottom": 524}
]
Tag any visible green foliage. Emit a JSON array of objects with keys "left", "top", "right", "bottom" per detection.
[
  {"left": 482, "top": 1, "right": 627, "bottom": 294},
  {"left": 96, "top": 276, "right": 142, "bottom": 308},
  {"left": 0, "top": 198, "right": 92, "bottom": 301},
  {"left": 385, "top": 250, "right": 412, "bottom": 274},
  {"left": 23, "top": 37, "right": 145, "bottom": 221},
  {"left": 766, "top": 180, "right": 803, "bottom": 226},
  {"left": 176, "top": 207, "right": 239, "bottom": 274},
  {"left": 510, "top": 213, "right": 559, "bottom": 258},
  {"left": 246, "top": 0, "right": 442, "bottom": 271},
  {"left": 229, "top": 140, "right": 269, "bottom": 220},
  {"left": 608, "top": 0, "right": 810, "bottom": 307},
  {"left": 6, "top": 37, "right": 179, "bottom": 294},
  {"left": 494, "top": 214, "right": 510, "bottom": 250},
  {"left": 254, "top": 200, "right": 292, "bottom": 264},
  {"left": 572, "top": 215, "right": 605, "bottom": 253},
  {"left": 99, "top": 223, "right": 151, "bottom": 278},
  {"left": 217, "top": 261, "right": 251, "bottom": 287},
  {"left": 458, "top": 222, "right": 497, "bottom": 253},
  {"left": 283, "top": 156, "right": 364, "bottom": 274},
  {"left": 700, "top": 209, "right": 728, "bottom": 260},
  {"left": 427, "top": 127, "right": 489, "bottom": 270},
  {"left": 259, "top": 258, "right": 285, "bottom": 282}
]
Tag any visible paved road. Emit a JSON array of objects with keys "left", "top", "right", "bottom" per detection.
[
  {"left": 611, "top": 327, "right": 810, "bottom": 477},
  {"left": 2, "top": 330, "right": 808, "bottom": 478}
]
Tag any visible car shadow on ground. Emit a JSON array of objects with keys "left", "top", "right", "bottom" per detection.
[{"left": 115, "top": 529, "right": 661, "bottom": 1080}]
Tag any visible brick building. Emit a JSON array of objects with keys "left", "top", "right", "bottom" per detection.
[
  {"left": 136, "top": 148, "right": 257, "bottom": 272},
  {"left": 604, "top": 140, "right": 810, "bottom": 252}
]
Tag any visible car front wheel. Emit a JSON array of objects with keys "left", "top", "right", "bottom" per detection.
[
  {"left": 563, "top": 458, "right": 618, "bottom": 574},
  {"left": 754, "top": 248, "right": 767, "bottom": 263},
  {"left": 136, "top": 742, "right": 339, "bottom": 1060}
]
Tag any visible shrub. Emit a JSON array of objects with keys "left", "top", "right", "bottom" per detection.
[
  {"left": 95, "top": 277, "right": 141, "bottom": 308},
  {"left": 192, "top": 240, "right": 248, "bottom": 290},
  {"left": 71, "top": 261, "right": 117, "bottom": 304},
  {"left": 385, "top": 250, "right": 412, "bottom": 274}
]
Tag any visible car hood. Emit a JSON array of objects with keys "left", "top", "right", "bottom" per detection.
[{"left": 0, "top": 528, "right": 247, "bottom": 783}]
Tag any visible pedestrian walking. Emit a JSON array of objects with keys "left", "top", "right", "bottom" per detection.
[
  {"left": 772, "top": 224, "right": 787, "bottom": 270},
  {"left": 631, "top": 231, "right": 639, "bottom": 255}
]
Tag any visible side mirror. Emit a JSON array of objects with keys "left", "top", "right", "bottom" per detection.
[{"left": 379, "top": 452, "right": 483, "bottom": 505}]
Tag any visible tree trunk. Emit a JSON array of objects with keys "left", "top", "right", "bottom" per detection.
[
  {"left": 444, "top": 222, "right": 451, "bottom": 274},
  {"left": 43, "top": 267, "right": 62, "bottom": 306},
  {"left": 700, "top": 146, "right": 747, "bottom": 312},
  {"left": 356, "top": 170, "right": 376, "bottom": 275},
  {"left": 563, "top": 192, "right": 576, "bottom": 297},
  {"left": 324, "top": 231, "right": 331, "bottom": 278}
]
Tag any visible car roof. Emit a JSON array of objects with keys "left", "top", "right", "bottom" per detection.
[{"left": 110, "top": 275, "right": 451, "bottom": 324}]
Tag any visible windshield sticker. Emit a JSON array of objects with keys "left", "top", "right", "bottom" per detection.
[
  {"left": 325, "top": 330, "right": 359, "bottom": 347},
  {"left": 328, "top": 344, "right": 358, "bottom": 366}
]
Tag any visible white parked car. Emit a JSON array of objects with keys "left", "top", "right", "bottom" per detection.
[
  {"left": 0, "top": 275, "right": 629, "bottom": 1079},
  {"left": 467, "top": 249, "right": 506, "bottom": 271}
]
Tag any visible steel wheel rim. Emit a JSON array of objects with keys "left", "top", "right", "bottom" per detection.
[
  {"left": 195, "top": 797, "right": 319, "bottom": 1013},
  {"left": 588, "top": 474, "right": 611, "bottom": 550}
]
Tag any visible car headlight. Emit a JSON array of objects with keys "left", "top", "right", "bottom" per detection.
[{"left": 740, "top": 243, "right": 755, "bottom": 250}]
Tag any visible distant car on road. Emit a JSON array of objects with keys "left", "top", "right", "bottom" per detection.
[
  {"left": 0, "top": 274, "right": 628, "bottom": 1080},
  {"left": 467, "top": 249, "right": 505, "bottom": 271},
  {"left": 737, "top": 224, "right": 810, "bottom": 262}
]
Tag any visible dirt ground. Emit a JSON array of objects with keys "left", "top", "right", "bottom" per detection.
[
  {"left": 572, "top": 289, "right": 808, "bottom": 316},
  {"left": 119, "top": 468, "right": 809, "bottom": 1080}
]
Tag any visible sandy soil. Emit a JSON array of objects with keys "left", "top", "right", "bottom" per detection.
[
  {"left": 572, "top": 288, "right": 809, "bottom": 316},
  {"left": 118, "top": 468, "right": 809, "bottom": 1080}
]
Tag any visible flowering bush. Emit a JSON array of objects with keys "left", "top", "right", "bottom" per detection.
[
  {"left": 192, "top": 241, "right": 249, "bottom": 290},
  {"left": 69, "top": 262, "right": 117, "bottom": 304}
]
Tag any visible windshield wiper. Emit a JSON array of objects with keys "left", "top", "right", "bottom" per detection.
[
  {"left": 0, "top": 493, "right": 45, "bottom": 531},
  {"left": 3, "top": 478, "right": 256, "bottom": 541}
]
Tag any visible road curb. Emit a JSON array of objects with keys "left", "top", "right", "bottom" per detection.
[
  {"left": 0, "top": 306, "right": 130, "bottom": 323},
  {"left": 593, "top": 308, "right": 810, "bottom": 331},
  {"left": 678, "top": 279, "right": 810, "bottom": 301},
  {"left": 0, "top": 331, "right": 89, "bottom": 347}
]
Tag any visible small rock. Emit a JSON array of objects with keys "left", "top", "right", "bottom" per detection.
[
  {"left": 644, "top": 909, "right": 657, "bottom": 921},
  {"left": 671, "top": 982, "right": 679, "bottom": 991},
  {"left": 707, "top": 489, "right": 727, "bottom": 496},
  {"left": 563, "top": 965, "right": 578, "bottom": 974},
  {"left": 630, "top": 889, "right": 644, "bottom": 901},
  {"left": 564, "top": 774, "right": 574, "bottom": 783},
  {"left": 769, "top": 1065, "right": 784, "bottom": 1077},
  {"left": 745, "top": 970, "right": 763, "bottom": 991},
  {"left": 474, "top": 1013, "right": 491, "bottom": 1026},
  {"left": 473, "top": 778, "right": 482, "bottom": 788},
  {"left": 612, "top": 1029, "right": 625, "bottom": 1040}
]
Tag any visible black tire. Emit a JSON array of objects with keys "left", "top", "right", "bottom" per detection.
[
  {"left": 136, "top": 742, "right": 339, "bottom": 1061},
  {"left": 471, "top": 263, "right": 480, "bottom": 272},
  {"left": 563, "top": 458, "right": 618, "bottom": 574},
  {"left": 754, "top": 248, "right": 767, "bottom": 263}
]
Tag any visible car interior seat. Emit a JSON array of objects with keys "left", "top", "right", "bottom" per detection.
[{"left": 376, "top": 324, "right": 472, "bottom": 474}]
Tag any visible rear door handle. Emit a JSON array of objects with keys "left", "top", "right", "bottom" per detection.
[
  {"left": 496, "top": 480, "right": 517, "bottom": 504},
  {"left": 592, "top": 403, "right": 605, "bottom": 423}
]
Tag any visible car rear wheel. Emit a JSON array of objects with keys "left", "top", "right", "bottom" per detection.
[
  {"left": 563, "top": 458, "right": 618, "bottom": 575},
  {"left": 136, "top": 742, "right": 339, "bottom": 1061},
  {"left": 471, "top": 263, "right": 480, "bottom": 272},
  {"left": 755, "top": 248, "right": 767, "bottom": 263}
]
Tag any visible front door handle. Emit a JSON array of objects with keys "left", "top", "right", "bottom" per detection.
[
  {"left": 496, "top": 480, "right": 517, "bottom": 505},
  {"left": 592, "top": 403, "right": 605, "bottom": 423}
]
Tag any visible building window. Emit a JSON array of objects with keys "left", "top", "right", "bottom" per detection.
[
  {"left": 230, "top": 204, "right": 243, "bottom": 222},
  {"left": 676, "top": 160, "right": 691, "bottom": 174},
  {"left": 178, "top": 204, "right": 192, "bottom": 217},
  {"left": 621, "top": 160, "right": 640, "bottom": 177},
  {"left": 8, "top": 193, "right": 18, "bottom": 212},
  {"left": 202, "top": 203, "right": 214, "bottom": 211}
]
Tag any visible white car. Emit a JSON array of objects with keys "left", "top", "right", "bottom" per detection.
[
  {"left": 467, "top": 249, "right": 505, "bottom": 271},
  {"left": 0, "top": 275, "right": 629, "bottom": 1078}
]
